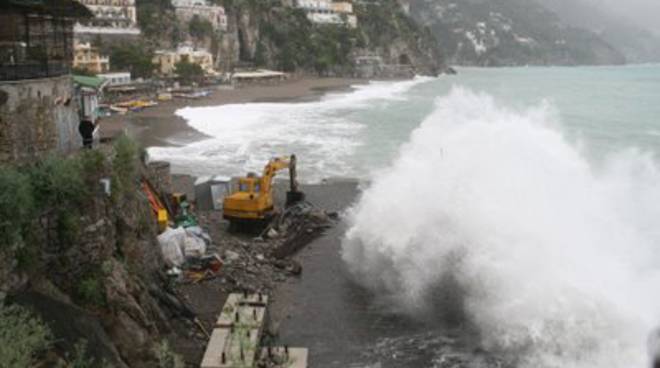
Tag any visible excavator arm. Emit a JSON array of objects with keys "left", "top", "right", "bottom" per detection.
[{"left": 260, "top": 155, "right": 298, "bottom": 195}]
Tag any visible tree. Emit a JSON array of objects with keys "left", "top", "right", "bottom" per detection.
[
  {"left": 109, "top": 44, "right": 156, "bottom": 79},
  {"left": 189, "top": 15, "right": 214, "bottom": 44},
  {"left": 174, "top": 58, "right": 204, "bottom": 85}
]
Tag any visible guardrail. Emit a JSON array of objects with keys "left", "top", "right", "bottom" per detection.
[{"left": 0, "top": 62, "right": 70, "bottom": 82}]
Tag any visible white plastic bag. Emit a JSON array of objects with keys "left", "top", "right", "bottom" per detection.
[
  {"left": 157, "top": 227, "right": 186, "bottom": 266},
  {"left": 182, "top": 233, "right": 206, "bottom": 258}
]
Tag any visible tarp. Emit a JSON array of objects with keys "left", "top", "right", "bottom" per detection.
[{"left": 73, "top": 75, "right": 106, "bottom": 90}]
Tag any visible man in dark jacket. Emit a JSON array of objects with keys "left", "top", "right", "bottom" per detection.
[{"left": 78, "top": 116, "right": 96, "bottom": 149}]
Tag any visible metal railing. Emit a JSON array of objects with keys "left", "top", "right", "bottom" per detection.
[{"left": 0, "top": 62, "right": 70, "bottom": 82}]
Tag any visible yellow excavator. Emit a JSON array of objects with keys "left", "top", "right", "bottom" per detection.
[{"left": 223, "top": 155, "right": 305, "bottom": 229}]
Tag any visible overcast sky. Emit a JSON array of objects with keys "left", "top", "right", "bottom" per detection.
[{"left": 592, "top": 0, "right": 660, "bottom": 34}]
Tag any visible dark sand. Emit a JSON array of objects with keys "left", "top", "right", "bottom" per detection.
[{"left": 100, "top": 77, "right": 366, "bottom": 148}]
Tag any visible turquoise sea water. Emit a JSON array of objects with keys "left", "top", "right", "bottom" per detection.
[{"left": 150, "top": 65, "right": 660, "bottom": 182}]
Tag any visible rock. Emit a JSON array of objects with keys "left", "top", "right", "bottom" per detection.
[
  {"left": 256, "top": 254, "right": 265, "bottom": 262},
  {"left": 224, "top": 250, "right": 240, "bottom": 262},
  {"left": 14, "top": 292, "right": 129, "bottom": 368},
  {"left": 267, "top": 228, "right": 279, "bottom": 239},
  {"left": 286, "top": 261, "right": 303, "bottom": 276}
]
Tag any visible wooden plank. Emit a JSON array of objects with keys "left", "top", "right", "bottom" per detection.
[
  {"left": 202, "top": 293, "right": 271, "bottom": 368},
  {"left": 200, "top": 329, "right": 230, "bottom": 368}
]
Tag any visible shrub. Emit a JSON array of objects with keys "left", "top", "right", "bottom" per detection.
[
  {"left": 189, "top": 15, "right": 214, "bottom": 42},
  {"left": 154, "top": 340, "right": 184, "bottom": 368},
  {"left": 174, "top": 59, "right": 205, "bottom": 85},
  {"left": 29, "top": 156, "right": 86, "bottom": 210},
  {"left": 0, "top": 167, "right": 34, "bottom": 250},
  {"left": 109, "top": 44, "right": 155, "bottom": 79},
  {"left": 0, "top": 304, "right": 51, "bottom": 368},
  {"left": 76, "top": 275, "right": 106, "bottom": 308},
  {"left": 112, "top": 135, "right": 139, "bottom": 199},
  {"left": 58, "top": 340, "right": 114, "bottom": 368}
]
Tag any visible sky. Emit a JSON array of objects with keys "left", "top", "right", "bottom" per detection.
[{"left": 592, "top": 0, "right": 660, "bottom": 34}]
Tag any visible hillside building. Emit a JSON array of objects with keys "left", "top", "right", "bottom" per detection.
[
  {"left": 74, "top": 0, "right": 140, "bottom": 35},
  {"left": 153, "top": 44, "right": 215, "bottom": 76},
  {"left": 171, "top": 0, "right": 228, "bottom": 32},
  {"left": 73, "top": 41, "right": 110, "bottom": 74},
  {"left": 294, "top": 0, "right": 358, "bottom": 28},
  {"left": 0, "top": 0, "right": 93, "bottom": 163}
]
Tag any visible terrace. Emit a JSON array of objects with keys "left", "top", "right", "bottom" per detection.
[{"left": 0, "top": 0, "right": 92, "bottom": 81}]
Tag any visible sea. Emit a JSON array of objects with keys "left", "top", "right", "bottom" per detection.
[{"left": 150, "top": 65, "right": 660, "bottom": 367}]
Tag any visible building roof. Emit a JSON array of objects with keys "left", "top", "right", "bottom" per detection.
[
  {"left": 232, "top": 69, "right": 286, "bottom": 79},
  {"left": 73, "top": 75, "right": 106, "bottom": 90},
  {"left": 1, "top": 0, "right": 93, "bottom": 18}
]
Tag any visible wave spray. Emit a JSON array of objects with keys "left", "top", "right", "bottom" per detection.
[{"left": 342, "top": 88, "right": 660, "bottom": 367}]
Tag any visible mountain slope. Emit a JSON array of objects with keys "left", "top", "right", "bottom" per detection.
[
  {"left": 543, "top": 0, "right": 660, "bottom": 63},
  {"left": 410, "top": 0, "right": 627, "bottom": 66}
]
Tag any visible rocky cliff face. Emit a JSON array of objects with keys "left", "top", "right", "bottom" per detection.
[
  {"left": 543, "top": 0, "right": 660, "bottom": 63},
  {"left": 214, "top": 0, "right": 444, "bottom": 76},
  {"left": 409, "top": 0, "right": 627, "bottom": 66},
  {"left": 0, "top": 145, "right": 176, "bottom": 367}
]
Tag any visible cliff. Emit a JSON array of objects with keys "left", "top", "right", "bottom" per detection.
[
  {"left": 409, "top": 0, "right": 627, "bottom": 66},
  {"left": 0, "top": 139, "right": 180, "bottom": 367},
  {"left": 137, "top": 0, "right": 445, "bottom": 77}
]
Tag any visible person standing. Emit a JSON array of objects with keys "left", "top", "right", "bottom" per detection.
[{"left": 78, "top": 116, "right": 96, "bottom": 149}]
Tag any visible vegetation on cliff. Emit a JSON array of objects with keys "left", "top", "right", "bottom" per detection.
[
  {"left": 257, "top": 8, "right": 358, "bottom": 74},
  {"left": 223, "top": 0, "right": 442, "bottom": 76},
  {"left": 0, "top": 138, "right": 181, "bottom": 367},
  {"left": 130, "top": 0, "right": 444, "bottom": 76}
]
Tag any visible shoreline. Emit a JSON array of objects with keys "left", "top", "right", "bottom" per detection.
[{"left": 101, "top": 77, "right": 368, "bottom": 149}]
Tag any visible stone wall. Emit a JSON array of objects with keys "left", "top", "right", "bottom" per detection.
[{"left": 0, "top": 75, "right": 81, "bottom": 164}]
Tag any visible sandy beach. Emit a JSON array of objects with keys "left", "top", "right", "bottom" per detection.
[{"left": 101, "top": 77, "right": 366, "bottom": 148}]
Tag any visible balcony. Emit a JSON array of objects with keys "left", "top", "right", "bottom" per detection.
[{"left": 0, "top": 61, "right": 70, "bottom": 82}]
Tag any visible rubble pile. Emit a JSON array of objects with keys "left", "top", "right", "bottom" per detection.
[
  {"left": 265, "top": 201, "right": 338, "bottom": 260},
  {"left": 180, "top": 201, "right": 338, "bottom": 296},
  {"left": 161, "top": 175, "right": 338, "bottom": 365}
]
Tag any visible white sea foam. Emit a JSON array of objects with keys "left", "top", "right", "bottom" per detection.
[
  {"left": 148, "top": 76, "right": 433, "bottom": 182},
  {"left": 342, "top": 87, "right": 660, "bottom": 367}
]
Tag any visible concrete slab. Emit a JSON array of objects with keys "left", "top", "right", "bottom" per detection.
[
  {"left": 216, "top": 305, "right": 266, "bottom": 329},
  {"left": 200, "top": 328, "right": 230, "bottom": 368},
  {"left": 259, "top": 347, "right": 308, "bottom": 368},
  {"left": 223, "top": 327, "right": 260, "bottom": 367}
]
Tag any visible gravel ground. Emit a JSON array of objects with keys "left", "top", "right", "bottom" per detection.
[{"left": 166, "top": 175, "right": 359, "bottom": 366}]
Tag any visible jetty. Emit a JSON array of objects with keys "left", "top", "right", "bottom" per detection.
[{"left": 201, "top": 293, "right": 308, "bottom": 368}]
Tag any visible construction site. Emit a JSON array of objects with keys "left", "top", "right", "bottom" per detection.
[{"left": 143, "top": 155, "right": 345, "bottom": 367}]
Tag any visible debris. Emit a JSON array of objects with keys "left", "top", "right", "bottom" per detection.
[
  {"left": 158, "top": 227, "right": 186, "bottom": 267},
  {"left": 266, "top": 228, "right": 279, "bottom": 239},
  {"left": 224, "top": 250, "right": 240, "bottom": 263},
  {"left": 186, "top": 226, "right": 212, "bottom": 245},
  {"left": 175, "top": 201, "right": 198, "bottom": 228},
  {"left": 183, "top": 234, "right": 206, "bottom": 258},
  {"left": 166, "top": 267, "right": 182, "bottom": 277},
  {"left": 267, "top": 201, "right": 336, "bottom": 259},
  {"left": 158, "top": 225, "right": 214, "bottom": 267}
]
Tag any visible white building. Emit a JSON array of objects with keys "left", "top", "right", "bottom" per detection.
[
  {"left": 75, "top": 0, "right": 140, "bottom": 35},
  {"left": 98, "top": 72, "right": 132, "bottom": 86},
  {"left": 171, "top": 0, "right": 228, "bottom": 32},
  {"left": 294, "top": 0, "right": 358, "bottom": 28}
]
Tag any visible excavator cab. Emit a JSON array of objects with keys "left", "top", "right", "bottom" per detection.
[{"left": 222, "top": 155, "right": 304, "bottom": 230}]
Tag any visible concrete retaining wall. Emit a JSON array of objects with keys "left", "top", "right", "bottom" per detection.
[{"left": 0, "top": 75, "right": 81, "bottom": 163}]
